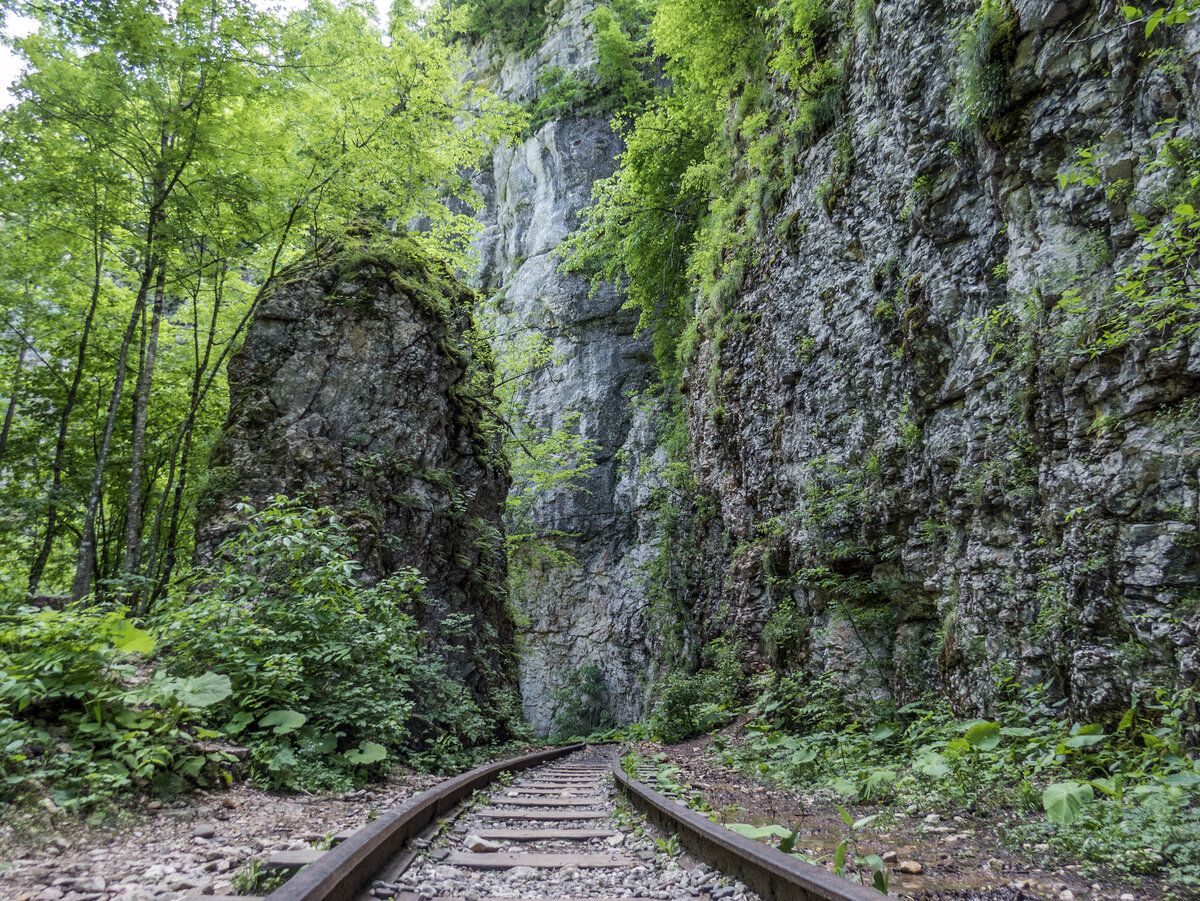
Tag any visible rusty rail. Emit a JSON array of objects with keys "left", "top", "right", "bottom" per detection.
[
  {"left": 612, "top": 761, "right": 882, "bottom": 901},
  {"left": 264, "top": 743, "right": 584, "bottom": 901}
]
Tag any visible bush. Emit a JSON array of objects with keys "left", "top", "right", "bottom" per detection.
[
  {"left": 0, "top": 603, "right": 233, "bottom": 812},
  {"left": 650, "top": 638, "right": 747, "bottom": 743},
  {"left": 549, "top": 663, "right": 615, "bottom": 740},
  {"left": 157, "top": 497, "right": 497, "bottom": 789}
]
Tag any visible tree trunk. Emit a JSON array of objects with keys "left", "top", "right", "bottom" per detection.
[
  {"left": 69, "top": 263, "right": 155, "bottom": 603},
  {"left": 0, "top": 345, "right": 27, "bottom": 466},
  {"left": 27, "top": 225, "right": 105, "bottom": 596},
  {"left": 121, "top": 261, "right": 166, "bottom": 583}
]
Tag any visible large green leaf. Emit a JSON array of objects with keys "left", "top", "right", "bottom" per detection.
[
  {"left": 109, "top": 620, "right": 155, "bottom": 655},
  {"left": 1043, "top": 781, "right": 1093, "bottom": 826},
  {"left": 260, "top": 709, "right": 307, "bottom": 735},
  {"left": 343, "top": 741, "right": 387, "bottom": 765},
  {"left": 963, "top": 721, "right": 1002, "bottom": 751},
  {"left": 164, "top": 672, "right": 232, "bottom": 708},
  {"left": 915, "top": 751, "right": 951, "bottom": 778}
]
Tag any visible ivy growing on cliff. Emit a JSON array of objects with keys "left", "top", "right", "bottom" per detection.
[{"left": 562, "top": 0, "right": 848, "bottom": 383}]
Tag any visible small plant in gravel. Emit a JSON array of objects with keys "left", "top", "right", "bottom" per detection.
[
  {"left": 230, "top": 858, "right": 288, "bottom": 895},
  {"left": 834, "top": 805, "right": 888, "bottom": 893}
]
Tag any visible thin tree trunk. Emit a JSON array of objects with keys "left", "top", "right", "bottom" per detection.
[
  {"left": 70, "top": 263, "right": 156, "bottom": 603},
  {"left": 151, "top": 203, "right": 305, "bottom": 604},
  {"left": 0, "top": 346, "right": 27, "bottom": 465},
  {"left": 27, "top": 219, "right": 106, "bottom": 596},
  {"left": 121, "top": 261, "right": 166, "bottom": 583},
  {"left": 140, "top": 244, "right": 214, "bottom": 614}
]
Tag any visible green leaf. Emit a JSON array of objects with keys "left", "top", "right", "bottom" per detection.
[
  {"left": 834, "top": 838, "right": 847, "bottom": 875},
  {"left": 837, "top": 804, "right": 854, "bottom": 827},
  {"left": 1121, "top": 5, "right": 1142, "bottom": 19},
  {"left": 1043, "top": 781, "right": 1094, "bottom": 826},
  {"left": 165, "top": 672, "right": 232, "bottom": 708},
  {"left": 853, "top": 814, "right": 879, "bottom": 829},
  {"left": 833, "top": 778, "right": 858, "bottom": 797},
  {"left": 873, "top": 868, "right": 889, "bottom": 893},
  {"left": 963, "top": 721, "right": 1002, "bottom": 751},
  {"left": 224, "top": 711, "right": 255, "bottom": 736},
  {"left": 790, "top": 747, "right": 818, "bottom": 765},
  {"left": 915, "top": 751, "right": 951, "bottom": 778},
  {"left": 869, "top": 724, "right": 896, "bottom": 742},
  {"left": 779, "top": 830, "right": 798, "bottom": 853},
  {"left": 765, "top": 732, "right": 801, "bottom": 750},
  {"left": 1163, "top": 772, "right": 1200, "bottom": 787},
  {"left": 1146, "top": 6, "right": 1165, "bottom": 34},
  {"left": 109, "top": 620, "right": 155, "bottom": 654},
  {"left": 343, "top": 741, "right": 387, "bottom": 765},
  {"left": 268, "top": 746, "right": 297, "bottom": 771},
  {"left": 1064, "top": 733, "right": 1106, "bottom": 748},
  {"left": 260, "top": 709, "right": 308, "bottom": 735}
]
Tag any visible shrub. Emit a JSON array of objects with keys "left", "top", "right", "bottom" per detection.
[
  {"left": 0, "top": 604, "right": 232, "bottom": 812},
  {"left": 650, "top": 638, "right": 748, "bottom": 743},
  {"left": 549, "top": 663, "right": 615, "bottom": 740},
  {"left": 158, "top": 497, "right": 497, "bottom": 789}
]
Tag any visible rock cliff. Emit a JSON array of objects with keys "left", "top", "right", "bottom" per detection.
[
  {"left": 196, "top": 234, "right": 517, "bottom": 706},
  {"left": 680, "top": 0, "right": 1200, "bottom": 720},
  {"left": 466, "top": 0, "right": 660, "bottom": 732},
  {"left": 471, "top": 0, "right": 1200, "bottom": 728}
]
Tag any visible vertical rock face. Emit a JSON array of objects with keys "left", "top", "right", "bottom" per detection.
[
  {"left": 467, "top": 0, "right": 659, "bottom": 732},
  {"left": 682, "top": 0, "right": 1200, "bottom": 719},
  {"left": 466, "top": 0, "right": 1198, "bottom": 729},
  {"left": 196, "top": 235, "right": 516, "bottom": 702}
]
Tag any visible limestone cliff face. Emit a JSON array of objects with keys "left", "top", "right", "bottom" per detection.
[
  {"left": 466, "top": 0, "right": 659, "bottom": 732},
  {"left": 467, "top": 0, "right": 1199, "bottom": 729},
  {"left": 197, "top": 235, "right": 516, "bottom": 703},
  {"left": 682, "top": 0, "right": 1200, "bottom": 719}
]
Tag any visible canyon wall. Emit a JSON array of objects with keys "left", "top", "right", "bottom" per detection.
[
  {"left": 682, "top": 0, "right": 1200, "bottom": 719},
  {"left": 468, "top": 0, "right": 1200, "bottom": 729},
  {"left": 466, "top": 0, "right": 661, "bottom": 732}
]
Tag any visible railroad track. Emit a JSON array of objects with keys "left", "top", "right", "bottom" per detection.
[{"left": 193, "top": 744, "right": 879, "bottom": 901}]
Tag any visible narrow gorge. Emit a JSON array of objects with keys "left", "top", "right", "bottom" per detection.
[{"left": 462, "top": 0, "right": 1200, "bottom": 732}]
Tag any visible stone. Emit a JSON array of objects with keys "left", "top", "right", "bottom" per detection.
[
  {"left": 463, "top": 834, "right": 502, "bottom": 853},
  {"left": 193, "top": 824, "right": 217, "bottom": 839},
  {"left": 194, "top": 234, "right": 517, "bottom": 716},
  {"left": 898, "top": 861, "right": 923, "bottom": 875}
]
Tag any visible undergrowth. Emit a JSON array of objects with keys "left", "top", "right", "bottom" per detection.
[
  {"left": 683, "top": 673, "right": 1200, "bottom": 893},
  {"left": 1, "top": 496, "right": 519, "bottom": 815}
]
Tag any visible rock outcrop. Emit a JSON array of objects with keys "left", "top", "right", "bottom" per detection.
[
  {"left": 466, "top": 0, "right": 659, "bottom": 732},
  {"left": 196, "top": 233, "right": 517, "bottom": 704},
  {"left": 680, "top": 0, "right": 1200, "bottom": 719}
]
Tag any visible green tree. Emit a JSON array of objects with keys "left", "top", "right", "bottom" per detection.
[{"left": 0, "top": 0, "right": 517, "bottom": 605}]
